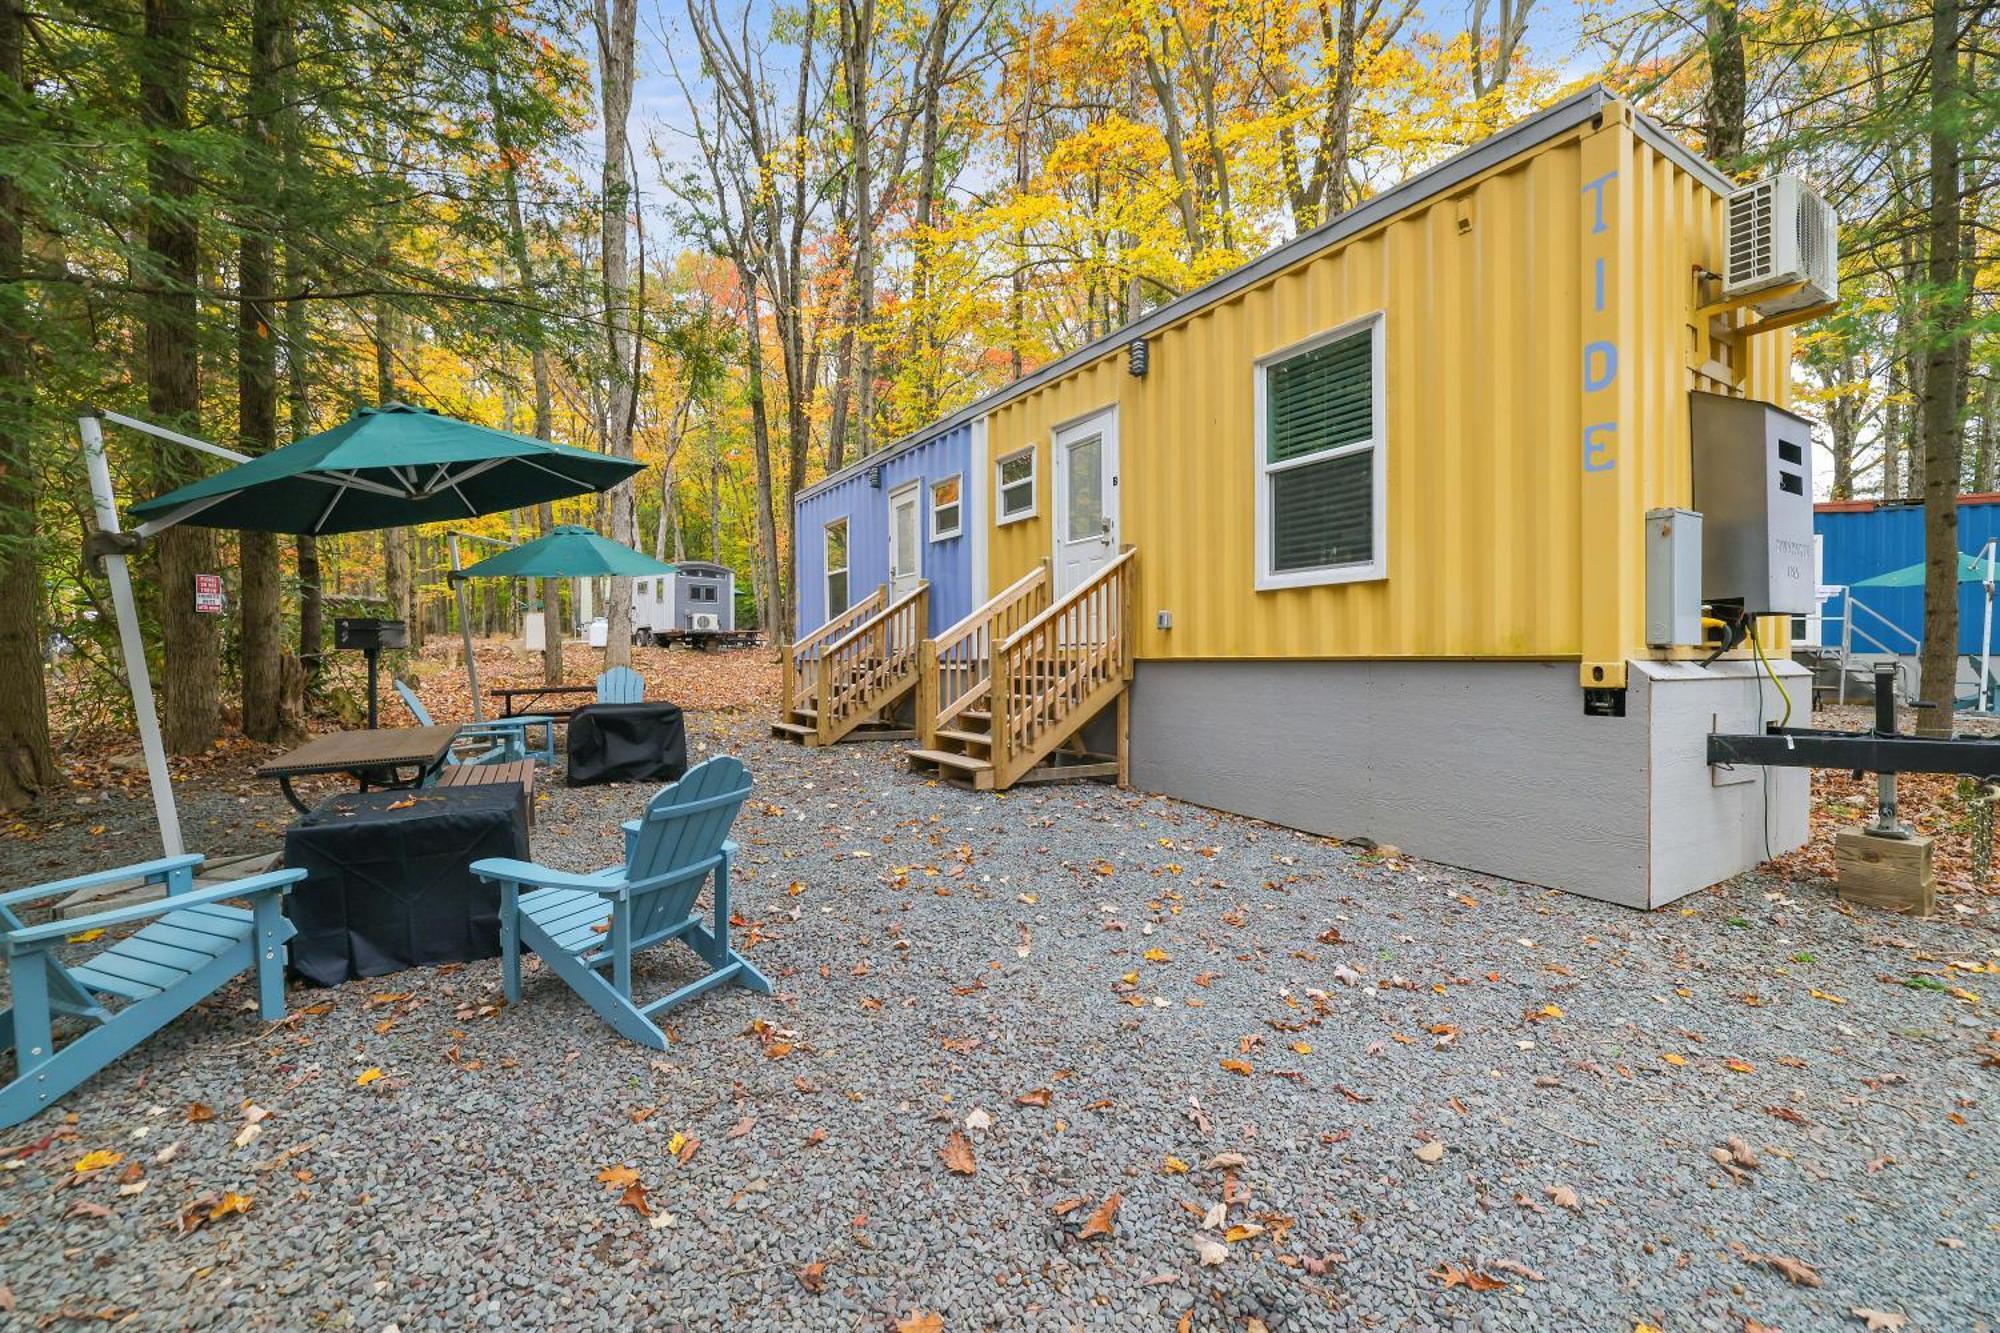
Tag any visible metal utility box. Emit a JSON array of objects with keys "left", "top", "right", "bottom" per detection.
[
  {"left": 1645, "top": 508, "right": 1704, "bottom": 647},
  {"left": 1690, "top": 392, "right": 1815, "bottom": 615},
  {"left": 334, "top": 617, "right": 407, "bottom": 652}
]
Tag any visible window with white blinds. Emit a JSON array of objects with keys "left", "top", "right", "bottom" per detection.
[{"left": 1255, "top": 316, "right": 1385, "bottom": 589}]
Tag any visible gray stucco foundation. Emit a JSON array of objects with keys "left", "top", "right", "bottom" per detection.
[{"left": 1126, "top": 657, "right": 1809, "bottom": 909}]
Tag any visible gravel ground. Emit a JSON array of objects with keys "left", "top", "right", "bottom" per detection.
[{"left": 1, "top": 709, "right": 1995, "bottom": 1332}]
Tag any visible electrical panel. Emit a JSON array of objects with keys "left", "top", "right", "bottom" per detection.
[
  {"left": 1690, "top": 392, "right": 1815, "bottom": 616},
  {"left": 1645, "top": 508, "right": 1704, "bottom": 647}
]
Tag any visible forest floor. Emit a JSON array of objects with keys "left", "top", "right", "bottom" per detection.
[{"left": 0, "top": 643, "right": 1994, "bottom": 1329}]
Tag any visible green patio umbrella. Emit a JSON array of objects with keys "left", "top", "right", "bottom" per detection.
[
  {"left": 127, "top": 403, "right": 643, "bottom": 536},
  {"left": 453, "top": 525, "right": 675, "bottom": 580},
  {"left": 1853, "top": 551, "right": 1997, "bottom": 588}
]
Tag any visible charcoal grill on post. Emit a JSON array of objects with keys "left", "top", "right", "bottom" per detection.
[{"left": 334, "top": 617, "right": 408, "bottom": 728}]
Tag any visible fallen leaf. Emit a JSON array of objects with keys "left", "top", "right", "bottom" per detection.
[
  {"left": 1545, "top": 1184, "right": 1581, "bottom": 1211},
  {"left": 1219, "top": 1058, "right": 1253, "bottom": 1076},
  {"left": 674, "top": 1136, "right": 700, "bottom": 1165},
  {"left": 1201, "top": 1201, "right": 1226, "bottom": 1229},
  {"left": 896, "top": 1312, "right": 943, "bottom": 1333},
  {"left": 185, "top": 1103, "right": 215, "bottom": 1123},
  {"left": 940, "top": 1131, "right": 976, "bottom": 1176},
  {"left": 1413, "top": 1140, "right": 1445, "bottom": 1164},
  {"left": 596, "top": 1165, "right": 640, "bottom": 1190},
  {"left": 619, "top": 1181, "right": 650, "bottom": 1215},
  {"left": 1015, "top": 1087, "right": 1052, "bottom": 1108},
  {"left": 72, "top": 1150, "right": 123, "bottom": 1173},
  {"left": 1161, "top": 1155, "right": 1189, "bottom": 1174},
  {"left": 1078, "top": 1192, "right": 1121, "bottom": 1240},
  {"left": 1223, "top": 1223, "right": 1265, "bottom": 1243},
  {"left": 1735, "top": 1245, "right": 1822, "bottom": 1287},
  {"left": 1192, "top": 1235, "right": 1228, "bottom": 1266},
  {"left": 1850, "top": 1309, "right": 1908, "bottom": 1331},
  {"left": 965, "top": 1108, "right": 992, "bottom": 1133},
  {"left": 1204, "top": 1151, "right": 1246, "bottom": 1169},
  {"left": 354, "top": 1068, "right": 383, "bottom": 1087},
  {"left": 725, "top": 1116, "right": 755, "bottom": 1140},
  {"left": 1661, "top": 1053, "right": 1688, "bottom": 1067},
  {"left": 1432, "top": 1263, "right": 1508, "bottom": 1291},
  {"left": 1488, "top": 1258, "right": 1546, "bottom": 1282},
  {"left": 1049, "top": 1197, "right": 1087, "bottom": 1216},
  {"left": 797, "top": 1260, "right": 826, "bottom": 1294}
]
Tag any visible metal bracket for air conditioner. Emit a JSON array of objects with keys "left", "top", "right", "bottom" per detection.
[{"left": 1689, "top": 273, "right": 1838, "bottom": 382}]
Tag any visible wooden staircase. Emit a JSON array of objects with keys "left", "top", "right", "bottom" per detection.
[
  {"left": 774, "top": 583, "right": 929, "bottom": 746},
  {"left": 908, "top": 549, "right": 1134, "bottom": 791}
]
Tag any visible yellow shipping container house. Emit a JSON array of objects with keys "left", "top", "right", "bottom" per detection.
[{"left": 781, "top": 86, "right": 1837, "bottom": 909}]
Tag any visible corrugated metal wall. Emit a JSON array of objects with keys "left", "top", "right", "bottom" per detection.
[
  {"left": 979, "top": 102, "right": 1796, "bottom": 665},
  {"left": 1816, "top": 496, "right": 2000, "bottom": 654},
  {"left": 792, "top": 422, "right": 977, "bottom": 637}
]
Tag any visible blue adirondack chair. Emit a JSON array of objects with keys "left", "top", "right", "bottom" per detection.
[
  {"left": 595, "top": 666, "right": 645, "bottom": 704},
  {"left": 394, "top": 679, "right": 556, "bottom": 766},
  {"left": 1, "top": 855, "right": 304, "bottom": 1129},
  {"left": 469, "top": 756, "right": 768, "bottom": 1048}
]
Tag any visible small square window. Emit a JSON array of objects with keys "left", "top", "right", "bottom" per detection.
[
  {"left": 824, "top": 518, "right": 850, "bottom": 617},
  {"left": 930, "top": 475, "right": 962, "bottom": 540},
  {"left": 997, "top": 450, "right": 1036, "bottom": 524}
]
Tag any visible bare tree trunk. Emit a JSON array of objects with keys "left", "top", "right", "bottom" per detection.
[
  {"left": 838, "top": 0, "right": 879, "bottom": 457},
  {"left": 374, "top": 306, "right": 413, "bottom": 651},
  {"left": 0, "top": 0, "right": 52, "bottom": 806},
  {"left": 593, "top": 0, "right": 639, "bottom": 666},
  {"left": 280, "top": 20, "right": 319, "bottom": 678},
  {"left": 1701, "top": 0, "right": 1746, "bottom": 167},
  {"left": 740, "top": 283, "right": 784, "bottom": 638},
  {"left": 483, "top": 59, "right": 564, "bottom": 685},
  {"left": 236, "top": 0, "right": 282, "bottom": 741},
  {"left": 142, "top": 0, "right": 219, "bottom": 755},
  {"left": 1824, "top": 359, "right": 1857, "bottom": 500},
  {"left": 1975, "top": 378, "right": 1996, "bottom": 494},
  {"left": 1916, "top": 0, "right": 1964, "bottom": 736}
]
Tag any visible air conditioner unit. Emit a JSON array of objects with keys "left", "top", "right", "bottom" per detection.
[
  {"left": 1723, "top": 173, "right": 1838, "bottom": 316},
  {"left": 688, "top": 612, "right": 720, "bottom": 632}
]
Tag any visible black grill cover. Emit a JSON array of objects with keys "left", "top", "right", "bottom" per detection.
[
  {"left": 282, "top": 786, "right": 527, "bottom": 986},
  {"left": 566, "top": 702, "right": 687, "bottom": 786}
]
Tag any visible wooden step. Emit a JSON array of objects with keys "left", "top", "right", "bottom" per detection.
[
  {"left": 790, "top": 705, "right": 819, "bottom": 719},
  {"left": 959, "top": 708, "right": 990, "bottom": 723},
  {"left": 906, "top": 747, "right": 997, "bottom": 790},
  {"left": 770, "top": 720, "right": 818, "bottom": 745},
  {"left": 934, "top": 727, "right": 991, "bottom": 748}
]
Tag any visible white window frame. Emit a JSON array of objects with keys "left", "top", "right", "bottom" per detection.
[
  {"left": 823, "top": 516, "right": 850, "bottom": 617},
  {"left": 929, "top": 473, "right": 963, "bottom": 541},
  {"left": 996, "top": 447, "right": 1037, "bottom": 526},
  {"left": 1253, "top": 312, "right": 1388, "bottom": 591}
]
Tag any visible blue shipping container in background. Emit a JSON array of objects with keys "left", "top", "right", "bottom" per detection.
[
  {"left": 793, "top": 421, "right": 980, "bottom": 638},
  {"left": 1814, "top": 494, "right": 2000, "bottom": 654}
]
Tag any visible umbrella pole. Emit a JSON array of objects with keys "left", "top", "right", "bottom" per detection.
[
  {"left": 1981, "top": 540, "right": 1995, "bottom": 716},
  {"left": 449, "top": 533, "right": 485, "bottom": 722},
  {"left": 76, "top": 414, "right": 185, "bottom": 858}
]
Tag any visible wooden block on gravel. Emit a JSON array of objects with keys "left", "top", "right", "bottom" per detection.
[{"left": 1834, "top": 828, "right": 1935, "bottom": 917}]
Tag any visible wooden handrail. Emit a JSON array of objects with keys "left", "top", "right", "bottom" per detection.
[
  {"left": 933, "top": 566, "right": 1047, "bottom": 656},
  {"left": 817, "top": 582, "right": 928, "bottom": 744},
  {"left": 826, "top": 582, "right": 928, "bottom": 657},
  {"left": 989, "top": 549, "right": 1135, "bottom": 785},
  {"left": 922, "top": 565, "right": 1051, "bottom": 745},
  {"left": 997, "top": 548, "right": 1136, "bottom": 655},
  {"left": 783, "top": 585, "right": 887, "bottom": 714}
]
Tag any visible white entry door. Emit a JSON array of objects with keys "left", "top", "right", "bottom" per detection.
[
  {"left": 1053, "top": 409, "right": 1119, "bottom": 596},
  {"left": 887, "top": 481, "right": 923, "bottom": 600}
]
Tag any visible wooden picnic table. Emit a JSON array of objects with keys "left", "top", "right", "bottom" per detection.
[
  {"left": 258, "top": 725, "right": 458, "bottom": 814},
  {"left": 490, "top": 684, "right": 597, "bottom": 720}
]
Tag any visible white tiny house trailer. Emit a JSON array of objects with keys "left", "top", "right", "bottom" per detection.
[{"left": 632, "top": 561, "right": 738, "bottom": 644}]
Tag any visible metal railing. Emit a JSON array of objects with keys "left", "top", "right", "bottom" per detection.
[{"left": 1819, "top": 589, "right": 1921, "bottom": 705}]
